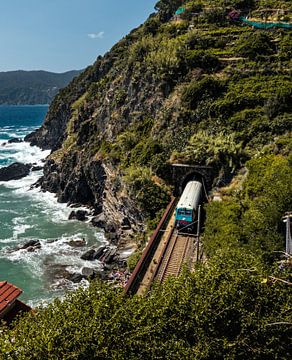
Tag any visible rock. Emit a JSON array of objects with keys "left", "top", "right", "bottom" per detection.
[
  {"left": 80, "top": 246, "right": 109, "bottom": 261},
  {"left": 17, "top": 239, "right": 41, "bottom": 251},
  {"left": 26, "top": 245, "right": 41, "bottom": 252},
  {"left": 106, "top": 232, "right": 119, "bottom": 244},
  {"left": 8, "top": 138, "right": 23, "bottom": 144},
  {"left": 91, "top": 214, "right": 106, "bottom": 228},
  {"left": 67, "top": 238, "right": 87, "bottom": 247},
  {"left": 68, "top": 210, "right": 88, "bottom": 221},
  {"left": 121, "top": 217, "right": 131, "bottom": 230},
  {"left": 81, "top": 267, "right": 103, "bottom": 279},
  {"left": 103, "top": 264, "right": 114, "bottom": 272},
  {"left": 105, "top": 223, "right": 117, "bottom": 233},
  {"left": 46, "top": 239, "right": 58, "bottom": 244},
  {"left": 0, "top": 162, "right": 31, "bottom": 181},
  {"left": 102, "top": 249, "right": 117, "bottom": 264},
  {"left": 94, "top": 205, "right": 103, "bottom": 216},
  {"left": 80, "top": 249, "right": 96, "bottom": 261},
  {"left": 31, "top": 165, "right": 43, "bottom": 171},
  {"left": 81, "top": 267, "right": 96, "bottom": 277},
  {"left": 68, "top": 273, "right": 85, "bottom": 283},
  {"left": 94, "top": 246, "right": 107, "bottom": 260}
]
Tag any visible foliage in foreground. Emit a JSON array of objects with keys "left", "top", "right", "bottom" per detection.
[{"left": 0, "top": 248, "right": 291, "bottom": 360}]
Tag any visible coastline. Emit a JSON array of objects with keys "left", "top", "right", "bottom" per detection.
[{"left": 0, "top": 105, "right": 113, "bottom": 306}]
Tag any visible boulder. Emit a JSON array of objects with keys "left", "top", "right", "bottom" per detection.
[
  {"left": 8, "top": 138, "right": 23, "bottom": 144},
  {"left": 94, "top": 205, "right": 103, "bottom": 216},
  {"left": 68, "top": 273, "right": 86, "bottom": 283},
  {"left": 102, "top": 249, "right": 117, "bottom": 264},
  {"left": 81, "top": 267, "right": 103, "bottom": 280},
  {"left": 105, "top": 223, "right": 117, "bottom": 233},
  {"left": 67, "top": 238, "right": 87, "bottom": 247},
  {"left": 81, "top": 267, "right": 96, "bottom": 277},
  {"left": 121, "top": 217, "right": 131, "bottom": 230},
  {"left": 0, "top": 162, "right": 31, "bottom": 181},
  {"left": 91, "top": 214, "right": 106, "bottom": 228},
  {"left": 17, "top": 239, "right": 41, "bottom": 251},
  {"left": 80, "top": 249, "right": 96, "bottom": 261},
  {"left": 94, "top": 246, "right": 107, "bottom": 260},
  {"left": 68, "top": 210, "right": 88, "bottom": 221},
  {"left": 31, "top": 165, "right": 43, "bottom": 171}
]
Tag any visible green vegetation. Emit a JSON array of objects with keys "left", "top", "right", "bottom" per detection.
[
  {"left": 204, "top": 155, "right": 292, "bottom": 259},
  {"left": 1, "top": 248, "right": 291, "bottom": 359},
  {"left": 11, "top": 1, "right": 291, "bottom": 357},
  {"left": 0, "top": 70, "right": 81, "bottom": 105},
  {"left": 123, "top": 166, "right": 170, "bottom": 219}
]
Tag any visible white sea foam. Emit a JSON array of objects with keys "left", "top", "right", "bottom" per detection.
[
  {"left": 2, "top": 233, "right": 104, "bottom": 282},
  {"left": 0, "top": 121, "right": 107, "bottom": 305},
  {"left": 13, "top": 222, "right": 32, "bottom": 239},
  {"left": 1, "top": 143, "right": 50, "bottom": 167}
]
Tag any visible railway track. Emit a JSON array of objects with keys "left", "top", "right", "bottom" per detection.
[{"left": 155, "top": 232, "right": 194, "bottom": 284}]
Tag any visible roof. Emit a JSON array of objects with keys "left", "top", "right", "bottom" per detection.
[
  {"left": 177, "top": 181, "right": 202, "bottom": 211},
  {"left": 175, "top": 7, "right": 186, "bottom": 15},
  {"left": 0, "top": 281, "right": 22, "bottom": 315}
]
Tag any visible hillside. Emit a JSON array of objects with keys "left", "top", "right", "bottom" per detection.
[
  {"left": 1, "top": 0, "right": 291, "bottom": 358},
  {"left": 0, "top": 70, "right": 81, "bottom": 105},
  {"left": 25, "top": 0, "right": 292, "bottom": 242}
]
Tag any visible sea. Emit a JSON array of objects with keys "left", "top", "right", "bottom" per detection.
[{"left": 0, "top": 105, "right": 105, "bottom": 307}]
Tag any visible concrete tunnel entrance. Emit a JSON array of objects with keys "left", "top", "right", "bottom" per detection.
[{"left": 171, "top": 164, "right": 214, "bottom": 202}]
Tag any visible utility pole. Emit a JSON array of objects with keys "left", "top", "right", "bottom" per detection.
[{"left": 283, "top": 212, "right": 292, "bottom": 256}]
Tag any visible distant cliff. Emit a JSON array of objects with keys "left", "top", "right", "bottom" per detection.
[{"left": 0, "top": 70, "right": 82, "bottom": 105}]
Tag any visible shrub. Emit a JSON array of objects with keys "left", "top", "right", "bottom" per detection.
[
  {"left": 236, "top": 32, "right": 275, "bottom": 60},
  {"left": 185, "top": 49, "right": 220, "bottom": 71},
  {"left": 181, "top": 76, "right": 225, "bottom": 110},
  {"left": 124, "top": 167, "right": 170, "bottom": 219}
]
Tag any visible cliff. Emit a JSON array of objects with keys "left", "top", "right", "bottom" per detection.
[
  {"left": 26, "top": 0, "right": 292, "bottom": 246},
  {"left": 1, "top": 2, "right": 291, "bottom": 357}
]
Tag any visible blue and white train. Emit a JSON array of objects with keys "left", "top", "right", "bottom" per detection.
[{"left": 175, "top": 181, "right": 202, "bottom": 230}]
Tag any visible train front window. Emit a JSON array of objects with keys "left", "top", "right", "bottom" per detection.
[{"left": 178, "top": 209, "right": 192, "bottom": 216}]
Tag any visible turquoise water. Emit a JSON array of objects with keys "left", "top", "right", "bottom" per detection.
[{"left": 0, "top": 106, "right": 105, "bottom": 307}]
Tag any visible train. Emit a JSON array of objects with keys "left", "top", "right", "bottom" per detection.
[{"left": 175, "top": 181, "right": 202, "bottom": 231}]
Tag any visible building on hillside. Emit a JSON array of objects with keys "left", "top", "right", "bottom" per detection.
[{"left": 0, "top": 281, "right": 31, "bottom": 324}]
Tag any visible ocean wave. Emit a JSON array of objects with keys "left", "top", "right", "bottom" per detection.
[
  {"left": 3, "top": 143, "right": 49, "bottom": 166},
  {"left": 1, "top": 234, "right": 104, "bottom": 287}
]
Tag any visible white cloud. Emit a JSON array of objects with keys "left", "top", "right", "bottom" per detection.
[{"left": 87, "top": 32, "right": 104, "bottom": 39}]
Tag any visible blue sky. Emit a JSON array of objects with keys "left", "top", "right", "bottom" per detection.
[{"left": 0, "top": 0, "right": 157, "bottom": 73}]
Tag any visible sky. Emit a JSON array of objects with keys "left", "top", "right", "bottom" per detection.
[{"left": 0, "top": 0, "right": 157, "bottom": 73}]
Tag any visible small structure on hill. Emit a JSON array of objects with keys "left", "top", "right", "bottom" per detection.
[{"left": 0, "top": 281, "right": 31, "bottom": 324}]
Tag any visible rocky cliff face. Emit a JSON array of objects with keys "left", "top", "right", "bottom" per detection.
[
  {"left": 26, "top": 26, "right": 169, "bottom": 244},
  {"left": 26, "top": 0, "right": 292, "bottom": 247}
]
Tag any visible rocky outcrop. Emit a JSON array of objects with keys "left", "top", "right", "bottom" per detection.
[
  {"left": 24, "top": 18, "right": 164, "bottom": 249},
  {"left": 35, "top": 154, "right": 143, "bottom": 246},
  {"left": 15, "top": 240, "right": 41, "bottom": 252},
  {"left": 8, "top": 138, "right": 23, "bottom": 144},
  {"left": 66, "top": 238, "right": 87, "bottom": 247},
  {"left": 68, "top": 210, "right": 89, "bottom": 221},
  {"left": 31, "top": 165, "right": 43, "bottom": 171},
  {"left": 0, "top": 162, "right": 31, "bottom": 181}
]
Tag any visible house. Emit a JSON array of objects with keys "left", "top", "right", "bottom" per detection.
[{"left": 0, "top": 281, "right": 31, "bottom": 324}]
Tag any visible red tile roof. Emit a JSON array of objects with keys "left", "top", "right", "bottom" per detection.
[{"left": 0, "top": 281, "right": 22, "bottom": 315}]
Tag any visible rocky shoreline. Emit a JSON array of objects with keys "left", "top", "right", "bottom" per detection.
[{"left": 0, "top": 157, "right": 141, "bottom": 290}]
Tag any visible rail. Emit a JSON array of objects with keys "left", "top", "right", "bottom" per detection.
[
  {"left": 125, "top": 197, "right": 177, "bottom": 295},
  {"left": 156, "top": 232, "right": 177, "bottom": 282},
  {"left": 155, "top": 233, "right": 193, "bottom": 284}
]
